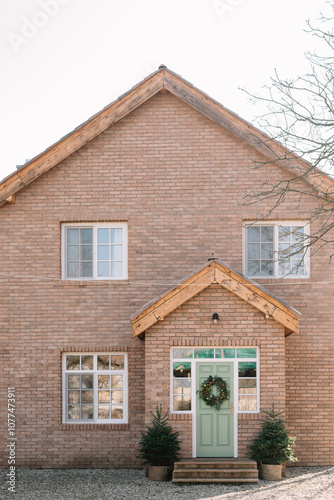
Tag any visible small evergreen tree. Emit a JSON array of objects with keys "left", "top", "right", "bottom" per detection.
[
  {"left": 137, "top": 405, "right": 181, "bottom": 466},
  {"left": 247, "top": 404, "right": 298, "bottom": 465}
]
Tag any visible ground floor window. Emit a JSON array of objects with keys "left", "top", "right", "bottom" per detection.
[
  {"left": 62, "top": 352, "right": 128, "bottom": 423},
  {"left": 171, "top": 347, "right": 259, "bottom": 413}
]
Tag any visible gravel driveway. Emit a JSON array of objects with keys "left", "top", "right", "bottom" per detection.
[{"left": 0, "top": 467, "right": 333, "bottom": 500}]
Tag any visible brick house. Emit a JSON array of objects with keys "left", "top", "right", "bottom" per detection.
[{"left": 0, "top": 66, "right": 333, "bottom": 469}]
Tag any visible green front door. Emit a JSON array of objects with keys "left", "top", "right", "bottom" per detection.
[{"left": 196, "top": 362, "right": 234, "bottom": 457}]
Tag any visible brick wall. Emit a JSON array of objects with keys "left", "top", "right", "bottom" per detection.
[{"left": 0, "top": 91, "right": 333, "bottom": 467}]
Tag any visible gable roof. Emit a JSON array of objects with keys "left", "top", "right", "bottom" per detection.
[
  {"left": 1, "top": 66, "right": 334, "bottom": 207},
  {"left": 130, "top": 259, "right": 300, "bottom": 339}
]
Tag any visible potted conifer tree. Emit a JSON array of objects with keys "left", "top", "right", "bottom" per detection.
[
  {"left": 137, "top": 405, "right": 181, "bottom": 481},
  {"left": 247, "top": 404, "right": 297, "bottom": 480}
]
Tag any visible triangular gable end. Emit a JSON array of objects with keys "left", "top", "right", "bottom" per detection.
[
  {"left": 131, "top": 260, "right": 300, "bottom": 339},
  {"left": 1, "top": 66, "right": 334, "bottom": 206}
]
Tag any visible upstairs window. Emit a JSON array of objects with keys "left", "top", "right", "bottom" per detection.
[
  {"left": 243, "top": 222, "right": 310, "bottom": 278},
  {"left": 62, "top": 223, "right": 128, "bottom": 280}
]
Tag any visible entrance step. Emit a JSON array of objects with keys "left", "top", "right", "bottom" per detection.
[{"left": 172, "top": 459, "right": 258, "bottom": 483}]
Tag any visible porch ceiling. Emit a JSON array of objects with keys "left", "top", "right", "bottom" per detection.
[{"left": 130, "top": 260, "right": 300, "bottom": 339}]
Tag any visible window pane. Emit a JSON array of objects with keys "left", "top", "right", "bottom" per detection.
[
  {"left": 239, "top": 387, "right": 257, "bottom": 395},
  {"left": 239, "top": 395, "right": 257, "bottom": 411},
  {"left": 215, "top": 348, "right": 235, "bottom": 359},
  {"left": 261, "top": 243, "right": 273, "bottom": 260},
  {"left": 279, "top": 226, "right": 291, "bottom": 242},
  {"left": 237, "top": 348, "right": 257, "bottom": 358},
  {"left": 67, "top": 229, "right": 79, "bottom": 244},
  {"left": 98, "top": 262, "right": 109, "bottom": 277},
  {"left": 173, "top": 396, "right": 191, "bottom": 411},
  {"left": 98, "top": 245, "right": 109, "bottom": 260},
  {"left": 98, "top": 375, "right": 110, "bottom": 389},
  {"left": 81, "top": 228, "right": 92, "bottom": 244},
  {"left": 81, "top": 355, "right": 93, "bottom": 370},
  {"left": 67, "top": 245, "right": 79, "bottom": 261},
  {"left": 68, "top": 391, "right": 80, "bottom": 404},
  {"left": 173, "top": 349, "right": 193, "bottom": 359},
  {"left": 98, "top": 355, "right": 110, "bottom": 370},
  {"left": 239, "top": 362, "right": 256, "bottom": 377},
  {"left": 239, "top": 378, "right": 256, "bottom": 388},
  {"left": 110, "top": 246, "right": 123, "bottom": 261},
  {"left": 248, "top": 243, "right": 260, "bottom": 259},
  {"left": 67, "top": 263, "right": 79, "bottom": 278},
  {"left": 110, "top": 229, "right": 123, "bottom": 244},
  {"left": 194, "top": 348, "right": 214, "bottom": 358},
  {"left": 173, "top": 379, "right": 191, "bottom": 394},
  {"left": 81, "top": 375, "right": 93, "bottom": 389},
  {"left": 81, "top": 406, "right": 93, "bottom": 419},
  {"left": 67, "top": 355, "right": 80, "bottom": 370},
  {"left": 81, "top": 262, "right": 93, "bottom": 277},
  {"left": 173, "top": 362, "right": 191, "bottom": 378},
  {"left": 294, "top": 261, "right": 305, "bottom": 275},
  {"left": 111, "top": 406, "right": 123, "bottom": 419},
  {"left": 68, "top": 406, "right": 80, "bottom": 420},
  {"left": 68, "top": 375, "right": 80, "bottom": 388},
  {"left": 111, "top": 391, "right": 123, "bottom": 404},
  {"left": 248, "top": 260, "right": 260, "bottom": 276},
  {"left": 81, "top": 390, "right": 93, "bottom": 403},
  {"left": 111, "top": 375, "right": 123, "bottom": 388},
  {"left": 81, "top": 245, "right": 92, "bottom": 261},
  {"left": 110, "top": 262, "right": 123, "bottom": 277},
  {"left": 98, "top": 390, "right": 110, "bottom": 403},
  {"left": 111, "top": 356, "right": 124, "bottom": 370},
  {"left": 98, "top": 405, "right": 110, "bottom": 419},
  {"left": 248, "top": 227, "right": 260, "bottom": 242},
  {"left": 261, "top": 260, "right": 273, "bottom": 276},
  {"left": 292, "top": 226, "right": 304, "bottom": 242},
  {"left": 261, "top": 226, "right": 273, "bottom": 242},
  {"left": 279, "top": 260, "right": 290, "bottom": 276},
  {"left": 97, "top": 228, "right": 109, "bottom": 244}
]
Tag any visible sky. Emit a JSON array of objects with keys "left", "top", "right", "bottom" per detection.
[{"left": 0, "top": 0, "right": 330, "bottom": 181}]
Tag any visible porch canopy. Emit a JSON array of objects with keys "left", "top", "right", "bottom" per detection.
[{"left": 131, "top": 260, "right": 300, "bottom": 339}]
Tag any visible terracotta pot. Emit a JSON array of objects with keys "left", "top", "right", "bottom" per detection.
[
  {"left": 148, "top": 465, "right": 170, "bottom": 481},
  {"left": 259, "top": 463, "right": 282, "bottom": 481}
]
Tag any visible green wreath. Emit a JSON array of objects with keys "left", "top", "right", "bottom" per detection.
[{"left": 198, "top": 375, "right": 230, "bottom": 410}]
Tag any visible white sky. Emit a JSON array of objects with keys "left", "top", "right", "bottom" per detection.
[{"left": 0, "top": 0, "right": 330, "bottom": 180}]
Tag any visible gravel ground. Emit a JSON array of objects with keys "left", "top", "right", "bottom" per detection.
[{"left": 0, "top": 467, "right": 333, "bottom": 500}]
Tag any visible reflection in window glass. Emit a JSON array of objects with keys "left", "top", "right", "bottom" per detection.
[
  {"left": 194, "top": 349, "right": 214, "bottom": 358},
  {"left": 238, "top": 362, "right": 256, "bottom": 377},
  {"left": 173, "top": 362, "right": 191, "bottom": 412},
  {"left": 173, "top": 362, "right": 191, "bottom": 378},
  {"left": 237, "top": 348, "right": 257, "bottom": 358},
  {"left": 173, "top": 349, "right": 193, "bottom": 359}
]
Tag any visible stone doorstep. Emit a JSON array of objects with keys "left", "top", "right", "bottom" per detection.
[
  {"left": 174, "top": 459, "right": 257, "bottom": 469},
  {"left": 173, "top": 468, "right": 258, "bottom": 479}
]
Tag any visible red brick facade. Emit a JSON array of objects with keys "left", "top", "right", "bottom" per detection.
[{"left": 1, "top": 77, "right": 333, "bottom": 468}]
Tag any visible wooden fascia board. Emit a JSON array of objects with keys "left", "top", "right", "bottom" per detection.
[
  {"left": 163, "top": 72, "right": 334, "bottom": 195},
  {"left": 214, "top": 266, "right": 299, "bottom": 334},
  {"left": 132, "top": 265, "right": 216, "bottom": 337},
  {"left": 0, "top": 72, "right": 164, "bottom": 205}
]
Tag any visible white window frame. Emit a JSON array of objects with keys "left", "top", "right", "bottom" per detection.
[
  {"left": 243, "top": 221, "right": 310, "bottom": 279},
  {"left": 170, "top": 347, "right": 260, "bottom": 415},
  {"left": 61, "top": 222, "right": 128, "bottom": 280},
  {"left": 62, "top": 352, "right": 128, "bottom": 424}
]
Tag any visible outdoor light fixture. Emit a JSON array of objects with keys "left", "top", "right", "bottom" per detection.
[{"left": 212, "top": 313, "right": 220, "bottom": 324}]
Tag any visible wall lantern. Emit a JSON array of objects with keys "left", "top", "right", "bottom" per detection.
[{"left": 212, "top": 313, "right": 220, "bottom": 324}]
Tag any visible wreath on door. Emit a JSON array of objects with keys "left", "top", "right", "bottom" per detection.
[{"left": 198, "top": 375, "right": 230, "bottom": 410}]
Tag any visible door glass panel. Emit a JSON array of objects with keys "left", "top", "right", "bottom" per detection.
[
  {"left": 173, "top": 395, "right": 191, "bottom": 411},
  {"left": 237, "top": 348, "right": 257, "bottom": 358},
  {"left": 215, "top": 348, "right": 235, "bottom": 358},
  {"left": 239, "top": 395, "right": 257, "bottom": 411},
  {"left": 173, "top": 379, "right": 191, "bottom": 394},
  {"left": 239, "top": 378, "right": 256, "bottom": 388},
  {"left": 238, "top": 362, "right": 256, "bottom": 377},
  {"left": 194, "top": 348, "right": 214, "bottom": 358},
  {"left": 173, "top": 349, "right": 193, "bottom": 359},
  {"left": 173, "top": 362, "right": 191, "bottom": 378}
]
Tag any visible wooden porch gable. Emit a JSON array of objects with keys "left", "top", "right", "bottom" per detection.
[{"left": 131, "top": 260, "right": 300, "bottom": 338}]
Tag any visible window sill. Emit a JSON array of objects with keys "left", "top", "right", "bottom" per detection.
[
  {"left": 60, "top": 423, "right": 129, "bottom": 430},
  {"left": 58, "top": 280, "right": 129, "bottom": 287}
]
